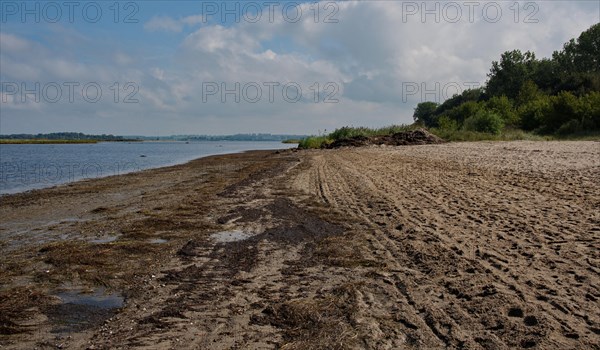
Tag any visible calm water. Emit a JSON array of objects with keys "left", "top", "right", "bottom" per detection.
[{"left": 0, "top": 141, "right": 296, "bottom": 195}]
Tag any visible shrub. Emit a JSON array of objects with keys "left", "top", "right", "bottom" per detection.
[
  {"left": 413, "top": 102, "right": 440, "bottom": 127},
  {"left": 437, "top": 116, "right": 458, "bottom": 131},
  {"left": 539, "top": 91, "right": 579, "bottom": 133},
  {"left": 578, "top": 91, "right": 600, "bottom": 129},
  {"left": 486, "top": 95, "right": 519, "bottom": 126},
  {"left": 298, "top": 136, "right": 331, "bottom": 149},
  {"left": 329, "top": 127, "right": 369, "bottom": 140},
  {"left": 463, "top": 110, "right": 505, "bottom": 134},
  {"left": 556, "top": 119, "right": 581, "bottom": 135},
  {"left": 446, "top": 101, "right": 482, "bottom": 125},
  {"left": 518, "top": 94, "right": 551, "bottom": 131}
]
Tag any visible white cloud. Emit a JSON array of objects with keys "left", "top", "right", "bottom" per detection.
[
  {"left": 1, "top": 1, "right": 598, "bottom": 135},
  {"left": 144, "top": 15, "right": 206, "bottom": 32},
  {"left": 0, "top": 33, "right": 31, "bottom": 52}
]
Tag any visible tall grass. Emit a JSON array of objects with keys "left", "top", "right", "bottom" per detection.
[
  {"left": 299, "top": 125, "right": 416, "bottom": 149},
  {"left": 297, "top": 124, "right": 563, "bottom": 149},
  {"left": 298, "top": 136, "right": 333, "bottom": 149},
  {"left": 552, "top": 130, "right": 600, "bottom": 141},
  {"left": 429, "top": 128, "right": 550, "bottom": 142}
]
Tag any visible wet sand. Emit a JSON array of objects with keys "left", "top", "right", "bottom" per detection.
[{"left": 1, "top": 142, "right": 599, "bottom": 349}]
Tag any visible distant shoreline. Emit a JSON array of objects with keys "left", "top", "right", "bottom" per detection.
[{"left": 0, "top": 139, "right": 143, "bottom": 144}]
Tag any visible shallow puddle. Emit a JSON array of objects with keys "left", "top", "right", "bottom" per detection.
[
  {"left": 56, "top": 287, "right": 124, "bottom": 309},
  {"left": 46, "top": 287, "right": 124, "bottom": 333},
  {"left": 90, "top": 235, "right": 120, "bottom": 244},
  {"left": 210, "top": 230, "right": 253, "bottom": 243}
]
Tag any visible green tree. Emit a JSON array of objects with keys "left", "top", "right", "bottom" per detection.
[
  {"left": 437, "top": 116, "right": 458, "bottom": 131},
  {"left": 487, "top": 50, "right": 538, "bottom": 99},
  {"left": 446, "top": 100, "right": 482, "bottom": 125},
  {"left": 540, "top": 91, "right": 580, "bottom": 133},
  {"left": 551, "top": 23, "right": 600, "bottom": 95},
  {"left": 486, "top": 95, "right": 518, "bottom": 126},
  {"left": 435, "top": 88, "right": 484, "bottom": 116},
  {"left": 518, "top": 94, "right": 551, "bottom": 131},
  {"left": 463, "top": 110, "right": 505, "bottom": 134},
  {"left": 553, "top": 23, "right": 600, "bottom": 74},
  {"left": 516, "top": 80, "right": 540, "bottom": 107},
  {"left": 577, "top": 92, "right": 600, "bottom": 129},
  {"left": 412, "top": 102, "right": 439, "bottom": 127}
]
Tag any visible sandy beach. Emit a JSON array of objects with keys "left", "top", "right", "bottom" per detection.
[{"left": 1, "top": 141, "right": 599, "bottom": 349}]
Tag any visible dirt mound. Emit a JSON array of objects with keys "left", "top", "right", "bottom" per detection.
[{"left": 327, "top": 129, "right": 444, "bottom": 149}]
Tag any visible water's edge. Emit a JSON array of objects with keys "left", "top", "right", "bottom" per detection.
[{"left": 0, "top": 144, "right": 296, "bottom": 196}]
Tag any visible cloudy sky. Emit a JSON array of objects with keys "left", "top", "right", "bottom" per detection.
[{"left": 1, "top": 1, "right": 598, "bottom": 135}]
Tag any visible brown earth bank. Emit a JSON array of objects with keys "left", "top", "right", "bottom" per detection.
[
  {"left": 0, "top": 142, "right": 599, "bottom": 349},
  {"left": 326, "top": 129, "right": 444, "bottom": 149}
]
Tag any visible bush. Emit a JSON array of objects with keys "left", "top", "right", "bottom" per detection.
[
  {"left": 578, "top": 91, "right": 600, "bottom": 129},
  {"left": 329, "top": 127, "right": 368, "bottom": 140},
  {"left": 298, "top": 136, "right": 331, "bottom": 149},
  {"left": 437, "top": 116, "right": 458, "bottom": 131},
  {"left": 486, "top": 95, "right": 518, "bottom": 126},
  {"left": 463, "top": 110, "right": 505, "bottom": 134},
  {"left": 446, "top": 101, "right": 482, "bottom": 125},
  {"left": 556, "top": 119, "right": 581, "bottom": 135},
  {"left": 539, "top": 91, "right": 580, "bottom": 133},
  {"left": 413, "top": 102, "right": 439, "bottom": 127},
  {"left": 518, "top": 94, "right": 551, "bottom": 131}
]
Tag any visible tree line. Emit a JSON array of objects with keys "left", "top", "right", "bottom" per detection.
[
  {"left": 413, "top": 23, "right": 600, "bottom": 136},
  {"left": 0, "top": 132, "right": 129, "bottom": 141}
]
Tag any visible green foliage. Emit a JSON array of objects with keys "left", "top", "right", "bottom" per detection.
[
  {"left": 328, "top": 125, "right": 413, "bottom": 140},
  {"left": 485, "top": 95, "right": 518, "bottom": 126},
  {"left": 578, "top": 91, "right": 600, "bottom": 128},
  {"left": 413, "top": 102, "right": 439, "bottom": 127},
  {"left": 412, "top": 23, "right": 600, "bottom": 138},
  {"left": 302, "top": 24, "right": 599, "bottom": 147},
  {"left": 328, "top": 127, "right": 370, "bottom": 140},
  {"left": 515, "top": 80, "right": 541, "bottom": 107},
  {"left": 437, "top": 116, "right": 458, "bottom": 131},
  {"left": 429, "top": 128, "right": 548, "bottom": 142},
  {"left": 373, "top": 125, "right": 415, "bottom": 135},
  {"left": 298, "top": 136, "right": 332, "bottom": 149},
  {"left": 556, "top": 119, "right": 581, "bottom": 136},
  {"left": 463, "top": 110, "right": 505, "bottom": 134},
  {"left": 445, "top": 100, "right": 482, "bottom": 125},
  {"left": 541, "top": 91, "right": 580, "bottom": 133},
  {"left": 518, "top": 94, "right": 551, "bottom": 131},
  {"left": 298, "top": 125, "right": 414, "bottom": 149},
  {"left": 435, "top": 88, "right": 484, "bottom": 117},
  {"left": 486, "top": 50, "right": 538, "bottom": 99},
  {"left": 553, "top": 23, "right": 600, "bottom": 75}
]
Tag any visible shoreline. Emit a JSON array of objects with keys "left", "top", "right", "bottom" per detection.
[
  {"left": 1, "top": 141, "right": 599, "bottom": 349},
  {"left": 0, "top": 144, "right": 297, "bottom": 196}
]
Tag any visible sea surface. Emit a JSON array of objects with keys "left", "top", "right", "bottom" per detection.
[{"left": 0, "top": 141, "right": 296, "bottom": 195}]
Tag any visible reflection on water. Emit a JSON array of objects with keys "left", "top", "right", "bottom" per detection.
[
  {"left": 47, "top": 287, "right": 124, "bottom": 333},
  {"left": 148, "top": 238, "right": 168, "bottom": 244},
  {"left": 90, "top": 235, "right": 121, "bottom": 244},
  {"left": 211, "top": 230, "right": 253, "bottom": 243},
  {"left": 56, "top": 287, "right": 124, "bottom": 309}
]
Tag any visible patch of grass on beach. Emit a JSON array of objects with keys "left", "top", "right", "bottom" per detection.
[
  {"left": 552, "top": 130, "right": 600, "bottom": 141},
  {"left": 299, "top": 124, "right": 417, "bottom": 149},
  {"left": 298, "top": 124, "right": 569, "bottom": 149},
  {"left": 429, "top": 128, "right": 551, "bottom": 142},
  {"left": 298, "top": 136, "right": 333, "bottom": 149}
]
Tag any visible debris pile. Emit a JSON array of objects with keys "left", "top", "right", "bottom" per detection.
[{"left": 327, "top": 129, "right": 444, "bottom": 149}]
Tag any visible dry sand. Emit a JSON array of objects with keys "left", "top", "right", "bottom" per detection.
[{"left": 0, "top": 141, "right": 599, "bottom": 349}]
